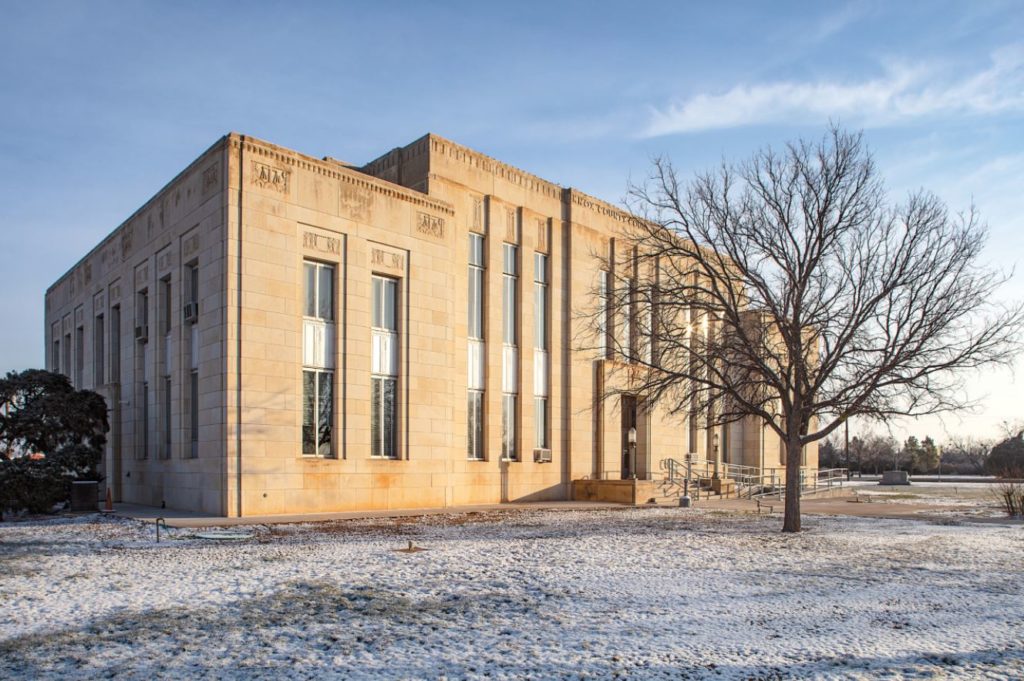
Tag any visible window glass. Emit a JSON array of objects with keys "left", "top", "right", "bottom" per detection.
[
  {"left": 383, "top": 279, "right": 396, "bottom": 330},
  {"left": 382, "top": 377, "right": 396, "bottom": 458},
  {"left": 503, "top": 276, "right": 516, "bottom": 345},
  {"left": 503, "top": 243, "right": 517, "bottom": 276},
  {"left": 469, "top": 233, "right": 484, "bottom": 267},
  {"left": 190, "top": 265, "right": 199, "bottom": 304},
  {"left": 372, "top": 277, "right": 382, "bottom": 328},
  {"left": 318, "top": 266, "right": 333, "bottom": 321},
  {"left": 190, "top": 370, "right": 199, "bottom": 458},
  {"left": 302, "top": 370, "right": 316, "bottom": 455},
  {"left": 502, "top": 394, "right": 517, "bottom": 460},
  {"left": 467, "top": 390, "right": 484, "bottom": 460},
  {"left": 373, "top": 276, "right": 398, "bottom": 331},
  {"left": 371, "top": 378, "right": 381, "bottom": 457},
  {"left": 468, "top": 268, "right": 483, "bottom": 339},
  {"left": 534, "top": 253, "right": 547, "bottom": 284},
  {"left": 535, "top": 396, "right": 548, "bottom": 449},
  {"left": 318, "top": 371, "right": 333, "bottom": 456},
  {"left": 534, "top": 283, "right": 546, "bottom": 349},
  {"left": 305, "top": 263, "right": 316, "bottom": 317}
]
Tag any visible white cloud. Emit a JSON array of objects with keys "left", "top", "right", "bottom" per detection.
[{"left": 644, "top": 45, "right": 1024, "bottom": 136}]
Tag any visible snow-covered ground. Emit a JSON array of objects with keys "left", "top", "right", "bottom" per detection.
[
  {"left": 1, "top": 508, "right": 1022, "bottom": 680},
  {"left": 844, "top": 481, "right": 1009, "bottom": 516}
]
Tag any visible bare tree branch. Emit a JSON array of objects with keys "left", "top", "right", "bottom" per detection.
[{"left": 584, "top": 126, "right": 1024, "bottom": 532}]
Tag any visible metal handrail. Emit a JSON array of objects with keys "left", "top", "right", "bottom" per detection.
[
  {"left": 660, "top": 459, "right": 847, "bottom": 502},
  {"left": 661, "top": 455, "right": 715, "bottom": 500},
  {"left": 751, "top": 467, "right": 848, "bottom": 500}
]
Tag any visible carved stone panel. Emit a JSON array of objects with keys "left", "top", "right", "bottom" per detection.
[
  {"left": 202, "top": 164, "right": 219, "bottom": 197},
  {"left": 535, "top": 217, "right": 549, "bottom": 253},
  {"left": 369, "top": 243, "right": 406, "bottom": 275},
  {"left": 302, "top": 230, "right": 342, "bottom": 256},
  {"left": 471, "top": 196, "right": 484, "bottom": 233},
  {"left": 134, "top": 262, "right": 150, "bottom": 290},
  {"left": 109, "top": 279, "right": 122, "bottom": 303},
  {"left": 121, "top": 225, "right": 134, "bottom": 260},
  {"left": 156, "top": 246, "right": 174, "bottom": 275},
  {"left": 505, "top": 206, "right": 519, "bottom": 244},
  {"left": 93, "top": 290, "right": 105, "bottom": 312},
  {"left": 415, "top": 212, "right": 445, "bottom": 241},
  {"left": 182, "top": 229, "right": 200, "bottom": 261},
  {"left": 252, "top": 161, "right": 290, "bottom": 193},
  {"left": 340, "top": 184, "right": 373, "bottom": 222}
]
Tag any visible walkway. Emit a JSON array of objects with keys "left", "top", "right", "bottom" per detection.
[{"left": 113, "top": 500, "right": 623, "bottom": 528}]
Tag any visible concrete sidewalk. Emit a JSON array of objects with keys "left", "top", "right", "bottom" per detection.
[
  {"left": 113, "top": 500, "right": 624, "bottom": 528},
  {"left": 697, "top": 493, "right": 1022, "bottom": 525}
]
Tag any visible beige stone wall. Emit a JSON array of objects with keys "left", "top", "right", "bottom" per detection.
[
  {"left": 46, "top": 131, "right": 819, "bottom": 516},
  {"left": 44, "top": 138, "right": 229, "bottom": 514}
]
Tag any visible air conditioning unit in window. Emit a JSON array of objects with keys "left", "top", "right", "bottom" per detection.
[
  {"left": 183, "top": 301, "right": 199, "bottom": 325},
  {"left": 533, "top": 448, "right": 552, "bottom": 463},
  {"left": 134, "top": 325, "right": 148, "bottom": 343}
]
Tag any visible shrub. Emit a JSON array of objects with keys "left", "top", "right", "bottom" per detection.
[
  {"left": 993, "top": 482, "right": 1024, "bottom": 517},
  {"left": 0, "top": 370, "right": 108, "bottom": 517},
  {"left": 986, "top": 432, "right": 1024, "bottom": 478}
]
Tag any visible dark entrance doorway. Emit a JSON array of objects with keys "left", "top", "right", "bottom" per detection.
[{"left": 621, "top": 394, "right": 637, "bottom": 479}]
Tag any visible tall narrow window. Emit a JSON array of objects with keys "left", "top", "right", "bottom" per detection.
[
  {"left": 74, "top": 325, "right": 84, "bottom": 388},
  {"left": 142, "top": 381, "right": 149, "bottom": 459},
  {"left": 162, "top": 375, "right": 172, "bottom": 459},
  {"left": 533, "top": 253, "right": 549, "bottom": 450},
  {"left": 94, "top": 314, "right": 105, "bottom": 386},
  {"left": 371, "top": 275, "right": 399, "bottom": 458},
  {"left": 136, "top": 290, "right": 149, "bottom": 343},
  {"left": 189, "top": 369, "right": 199, "bottom": 458},
  {"left": 501, "top": 243, "right": 518, "bottom": 460},
  {"left": 52, "top": 337, "right": 60, "bottom": 373},
  {"left": 110, "top": 306, "right": 121, "bottom": 383},
  {"left": 136, "top": 291, "right": 149, "bottom": 460},
  {"left": 186, "top": 263, "right": 199, "bottom": 458},
  {"left": 63, "top": 332, "right": 71, "bottom": 381},
  {"left": 620, "top": 277, "right": 633, "bottom": 360},
  {"left": 189, "top": 264, "right": 199, "bottom": 308},
  {"left": 302, "top": 261, "right": 335, "bottom": 457},
  {"left": 160, "top": 276, "right": 172, "bottom": 458},
  {"left": 467, "top": 234, "right": 485, "bottom": 460}
]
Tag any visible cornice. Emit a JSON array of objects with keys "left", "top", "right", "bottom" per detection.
[{"left": 233, "top": 135, "right": 454, "bottom": 216}]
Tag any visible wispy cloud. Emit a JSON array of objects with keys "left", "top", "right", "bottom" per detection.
[
  {"left": 644, "top": 45, "right": 1024, "bottom": 136},
  {"left": 811, "top": 2, "right": 870, "bottom": 43}
]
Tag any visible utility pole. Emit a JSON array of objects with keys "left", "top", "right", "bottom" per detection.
[{"left": 844, "top": 420, "right": 850, "bottom": 479}]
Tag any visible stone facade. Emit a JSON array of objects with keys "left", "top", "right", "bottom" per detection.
[{"left": 44, "top": 133, "right": 817, "bottom": 516}]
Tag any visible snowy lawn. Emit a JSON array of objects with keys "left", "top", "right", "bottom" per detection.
[
  {"left": 1, "top": 508, "right": 1022, "bottom": 680},
  {"left": 845, "top": 481, "right": 1009, "bottom": 517}
]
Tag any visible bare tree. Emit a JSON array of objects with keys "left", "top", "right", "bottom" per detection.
[
  {"left": 942, "top": 436, "right": 992, "bottom": 474},
  {"left": 593, "top": 127, "right": 1024, "bottom": 532}
]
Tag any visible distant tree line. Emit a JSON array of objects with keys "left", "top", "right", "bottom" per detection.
[{"left": 820, "top": 423, "right": 1024, "bottom": 477}]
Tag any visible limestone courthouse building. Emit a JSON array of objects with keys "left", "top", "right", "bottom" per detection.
[{"left": 45, "top": 133, "right": 816, "bottom": 516}]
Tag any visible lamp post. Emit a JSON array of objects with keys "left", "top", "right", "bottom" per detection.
[
  {"left": 627, "top": 426, "right": 637, "bottom": 480},
  {"left": 712, "top": 431, "right": 720, "bottom": 479}
]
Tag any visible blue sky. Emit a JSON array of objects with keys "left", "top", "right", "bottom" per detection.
[{"left": 1, "top": 1, "right": 1022, "bottom": 442}]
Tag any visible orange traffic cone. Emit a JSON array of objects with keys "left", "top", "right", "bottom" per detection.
[{"left": 102, "top": 487, "right": 114, "bottom": 513}]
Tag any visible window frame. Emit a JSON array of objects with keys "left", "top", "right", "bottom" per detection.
[
  {"left": 371, "top": 274, "right": 400, "bottom": 459},
  {"left": 302, "top": 368, "right": 335, "bottom": 457}
]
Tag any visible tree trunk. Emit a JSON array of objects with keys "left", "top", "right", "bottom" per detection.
[{"left": 782, "top": 434, "right": 803, "bottom": 532}]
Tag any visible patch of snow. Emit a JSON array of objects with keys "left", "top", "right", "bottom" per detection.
[{"left": 1, "top": 509, "right": 1021, "bottom": 679}]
